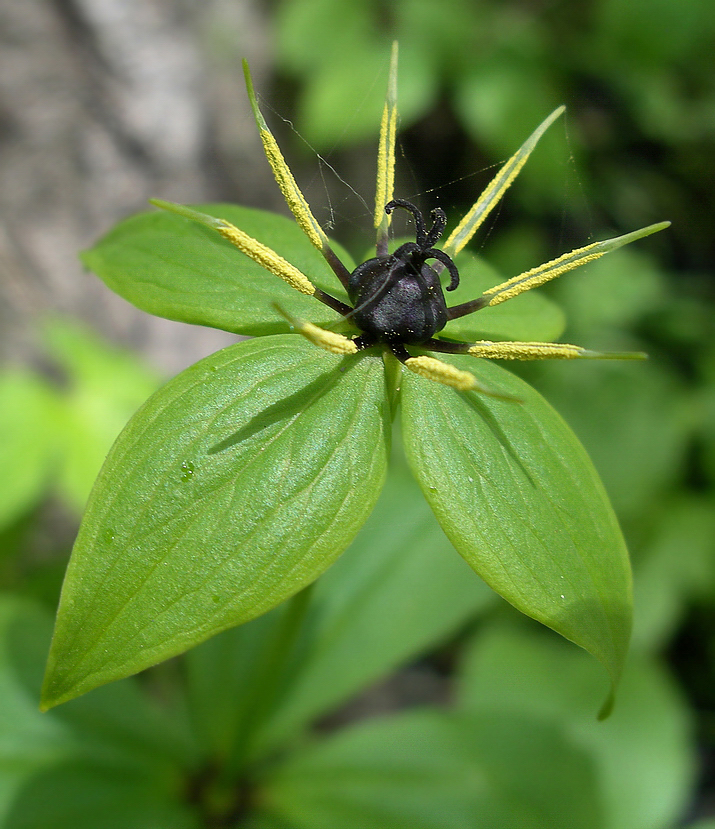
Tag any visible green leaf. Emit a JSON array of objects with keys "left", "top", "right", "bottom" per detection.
[
  {"left": 0, "top": 595, "right": 197, "bottom": 828},
  {"left": 0, "top": 370, "right": 58, "bottom": 531},
  {"left": 5, "top": 763, "right": 199, "bottom": 829},
  {"left": 181, "top": 460, "right": 494, "bottom": 764},
  {"left": 252, "top": 461, "right": 495, "bottom": 754},
  {"left": 42, "top": 336, "right": 389, "bottom": 708},
  {"left": 401, "top": 356, "right": 633, "bottom": 695},
  {"left": 257, "top": 708, "right": 602, "bottom": 829},
  {"left": 632, "top": 496, "right": 715, "bottom": 652},
  {"left": 443, "top": 251, "right": 565, "bottom": 342},
  {"left": 458, "top": 622, "right": 695, "bottom": 829},
  {"left": 81, "top": 205, "right": 353, "bottom": 336},
  {"left": 42, "top": 319, "right": 160, "bottom": 513}
]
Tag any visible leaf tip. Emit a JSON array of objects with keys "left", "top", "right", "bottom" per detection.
[{"left": 597, "top": 685, "right": 616, "bottom": 721}]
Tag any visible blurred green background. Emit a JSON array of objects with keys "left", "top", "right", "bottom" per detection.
[{"left": 1, "top": 0, "right": 714, "bottom": 826}]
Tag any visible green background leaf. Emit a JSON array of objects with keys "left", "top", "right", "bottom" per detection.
[
  {"left": 0, "top": 595, "right": 198, "bottom": 829},
  {"left": 42, "top": 336, "right": 389, "bottom": 708},
  {"left": 401, "top": 356, "right": 633, "bottom": 691},
  {"left": 81, "top": 204, "right": 354, "bottom": 335},
  {"left": 0, "top": 371, "right": 57, "bottom": 531},
  {"left": 458, "top": 622, "right": 694, "bottom": 829},
  {"left": 42, "top": 320, "right": 161, "bottom": 513},
  {"left": 257, "top": 708, "right": 602, "bottom": 829}
]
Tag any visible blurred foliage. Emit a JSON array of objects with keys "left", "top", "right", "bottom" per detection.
[{"left": 1, "top": 0, "right": 714, "bottom": 823}]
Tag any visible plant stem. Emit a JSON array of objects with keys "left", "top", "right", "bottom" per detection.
[{"left": 221, "top": 583, "right": 314, "bottom": 780}]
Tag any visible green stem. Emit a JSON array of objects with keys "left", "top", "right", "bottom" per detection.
[{"left": 221, "top": 583, "right": 314, "bottom": 780}]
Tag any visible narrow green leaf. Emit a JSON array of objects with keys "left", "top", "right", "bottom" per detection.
[
  {"left": 401, "top": 356, "right": 633, "bottom": 694},
  {"left": 375, "top": 41, "right": 399, "bottom": 244},
  {"left": 42, "top": 337, "right": 389, "bottom": 708},
  {"left": 80, "top": 205, "right": 353, "bottom": 336},
  {"left": 258, "top": 708, "right": 602, "bottom": 829},
  {"left": 458, "top": 622, "right": 695, "bottom": 829}
]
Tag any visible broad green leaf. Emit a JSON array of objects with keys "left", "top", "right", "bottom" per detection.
[
  {"left": 42, "top": 319, "right": 160, "bottom": 512},
  {"left": 81, "top": 204, "right": 353, "bottom": 336},
  {"left": 443, "top": 251, "right": 565, "bottom": 342},
  {"left": 0, "top": 595, "right": 196, "bottom": 828},
  {"left": 251, "top": 461, "right": 495, "bottom": 755},
  {"left": 257, "top": 708, "right": 602, "bottom": 829},
  {"left": 42, "top": 336, "right": 389, "bottom": 708},
  {"left": 183, "top": 461, "right": 494, "bottom": 763},
  {"left": 458, "top": 622, "right": 694, "bottom": 829},
  {"left": 401, "top": 356, "right": 633, "bottom": 695},
  {"left": 0, "top": 370, "right": 58, "bottom": 531}
]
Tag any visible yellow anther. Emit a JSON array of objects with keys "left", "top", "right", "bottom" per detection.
[
  {"left": 483, "top": 248, "right": 603, "bottom": 306},
  {"left": 298, "top": 322, "right": 358, "bottom": 355},
  {"left": 258, "top": 130, "right": 328, "bottom": 253},
  {"left": 468, "top": 341, "right": 586, "bottom": 360},
  {"left": 375, "top": 41, "right": 399, "bottom": 234},
  {"left": 216, "top": 222, "right": 316, "bottom": 296},
  {"left": 443, "top": 107, "right": 565, "bottom": 258},
  {"left": 481, "top": 222, "right": 670, "bottom": 306},
  {"left": 405, "top": 355, "right": 477, "bottom": 391}
]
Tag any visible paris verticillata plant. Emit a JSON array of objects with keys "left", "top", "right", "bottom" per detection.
[{"left": 41, "top": 43, "right": 668, "bottom": 715}]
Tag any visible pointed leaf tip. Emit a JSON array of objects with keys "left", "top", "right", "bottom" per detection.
[{"left": 149, "top": 198, "right": 226, "bottom": 231}]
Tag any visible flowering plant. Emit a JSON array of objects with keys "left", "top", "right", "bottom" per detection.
[{"left": 42, "top": 44, "right": 667, "bottom": 713}]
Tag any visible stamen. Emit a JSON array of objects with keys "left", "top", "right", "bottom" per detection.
[
  {"left": 273, "top": 304, "right": 358, "bottom": 355},
  {"left": 375, "top": 41, "right": 399, "bottom": 255},
  {"left": 405, "top": 355, "right": 477, "bottom": 390},
  {"left": 149, "top": 200, "right": 317, "bottom": 296},
  {"left": 243, "top": 61, "right": 352, "bottom": 288}
]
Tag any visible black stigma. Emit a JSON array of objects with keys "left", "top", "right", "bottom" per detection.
[{"left": 346, "top": 200, "right": 460, "bottom": 347}]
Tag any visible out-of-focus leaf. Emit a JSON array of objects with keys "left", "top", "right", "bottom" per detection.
[
  {"left": 80, "top": 205, "right": 353, "bottom": 336},
  {"left": 454, "top": 64, "right": 565, "bottom": 204},
  {"left": 532, "top": 359, "right": 690, "bottom": 520},
  {"left": 42, "top": 338, "right": 389, "bottom": 708},
  {"left": 4, "top": 761, "right": 198, "bottom": 829},
  {"left": 632, "top": 496, "right": 715, "bottom": 652},
  {"left": 0, "top": 595, "right": 197, "bottom": 828},
  {"left": 42, "top": 320, "right": 160, "bottom": 512},
  {"left": 458, "top": 622, "right": 695, "bottom": 829},
  {"left": 402, "top": 356, "right": 632, "bottom": 697},
  {"left": 0, "top": 370, "right": 57, "bottom": 531},
  {"left": 257, "top": 708, "right": 602, "bottom": 829}
]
